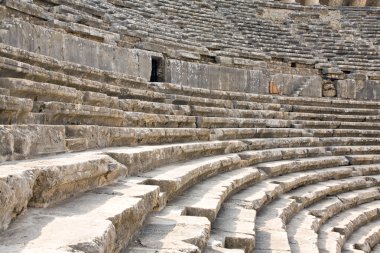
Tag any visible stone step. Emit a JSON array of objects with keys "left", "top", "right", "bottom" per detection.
[
  {"left": 0, "top": 43, "right": 146, "bottom": 89},
  {"left": 205, "top": 246, "right": 245, "bottom": 253},
  {"left": 210, "top": 128, "right": 310, "bottom": 140},
  {"left": 290, "top": 105, "right": 380, "bottom": 116},
  {"left": 6, "top": 79, "right": 380, "bottom": 126},
  {"left": 66, "top": 125, "right": 210, "bottom": 149},
  {"left": 153, "top": 82, "right": 380, "bottom": 110},
  {"left": 309, "top": 129, "right": 380, "bottom": 138},
  {"left": 0, "top": 78, "right": 83, "bottom": 104},
  {"left": 318, "top": 201, "right": 380, "bottom": 253},
  {"left": 228, "top": 162, "right": 380, "bottom": 212},
  {"left": 294, "top": 120, "right": 380, "bottom": 130},
  {"left": 289, "top": 111, "right": 380, "bottom": 122},
  {"left": 240, "top": 146, "right": 326, "bottom": 166},
  {"left": 140, "top": 154, "right": 242, "bottom": 200},
  {"left": 343, "top": 219, "right": 380, "bottom": 253},
  {"left": 0, "top": 151, "right": 127, "bottom": 230},
  {"left": 35, "top": 101, "right": 196, "bottom": 128},
  {"left": 128, "top": 215, "right": 211, "bottom": 253},
  {"left": 288, "top": 187, "right": 380, "bottom": 253},
  {"left": 106, "top": 140, "right": 248, "bottom": 176},
  {"left": 0, "top": 180, "right": 160, "bottom": 253},
  {"left": 0, "top": 94, "right": 34, "bottom": 124},
  {"left": 210, "top": 205, "right": 256, "bottom": 253},
  {"left": 277, "top": 96, "right": 380, "bottom": 110},
  {"left": 347, "top": 154, "right": 380, "bottom": 165},
  {"left": 256, "top": 177, "right": 380, "bottom": 253},
  {"left": 0, "top": 125, "right": 66, "bottom": 162},
  {"left": 256, "top": 156, "right": 349, "bottom": 177},
  {"left": 166, "top": 167, "right": 262, "bottom": 221}
]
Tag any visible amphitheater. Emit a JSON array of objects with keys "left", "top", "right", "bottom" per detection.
[{"left": 2, "top": 0, "right": 380, "bottom": 252}]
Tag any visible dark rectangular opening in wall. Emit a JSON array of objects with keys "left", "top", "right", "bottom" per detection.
[{"left": 150, "top": 57, "right": 165, "bottom": 82}]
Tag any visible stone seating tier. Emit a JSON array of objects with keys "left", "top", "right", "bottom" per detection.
[
  {"left": 2, "top": 0, "right": 379, "bottom": 71},
  {"left": 0, "top": 1, "right": 380, "bottom": 252}
]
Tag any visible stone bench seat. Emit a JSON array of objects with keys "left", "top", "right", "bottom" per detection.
[
  {"left": 49, "top": 19, "right": 121, "bottom": 45},
  {"left": 152, "top": 82, "right": 279, "bottom": 107},
  {"left": 210, "top": 128, "right": 310, "bottom": 140},
  {"left": 0, "top": 94, "right": 34, "bottom": 124},
  {"left": 0, "top": 125, "right": 66, "bottom": 162},
  {"left": 343, "top": 219, "right": 380, "bottom": 252},
  {"left": 0, "top": 151, "right": 128, "bottom": 230},
  {"left": 65, "top": 126, "right": 210, "bottom": 151},
  {"left": 139, "top": 153, "right": 242, "bottom": 200},
  {"left": 153, "top": 82, "right": 380, "bottom": 110},
  {"left": 255, "top": 176, "right": 380, "bottom": 253},
  {"left": 34, "top": 101, "right": 197, "bottom": 128},
  {"left": 294, "top": 120, "right": 380, "bottom": 130},
  {"left": 5, "top": 78, "right": 380, "bottom": 126},
  {"left": 290, "top": 105, "right": 380, "bottom": 116},
  {"left": 229, "top": 157, "right": 380, "bottom": 212},
  {"left": 289, "top": 112, "right": 380, "bottom": 122},
  {"left": 288, "top": 188, "right": 380, "bottom": 252},
  {"left": 0, "top": 43, "right": 146, "bottom": 88},
  {"left": 318, "top": 201, "right": 380, "bottom": 253},
  {"left": 277, "top": 96, "right": 380, "bottom": 109},
  {"left": 160, "top": 167, "right": 261, "bottom": 222},
  {"left": 0, "top": 78, "right": 284, "bottom": 120},
  {"left": 241, "top": 142, "right": 380, "bottom": 168},
  {"left": 0, "top": 179, "right": 160, "bottom": 253},
  {"left": 34, "top": 103, "right": 363, "bottom": 129},
  {"left": 209, "top": 204, "right": 256, "bottom": 253},
  {"left": 0, "top": 56, "right": 139, "bottom": 99},
  {"left": 127, "top": 214, "right": 211, "bottom": 253},
  {"left": 106, "top": 140, "right": 248, "bottom": 176}
]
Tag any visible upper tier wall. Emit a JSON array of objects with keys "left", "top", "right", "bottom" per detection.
[{"left": 1, "top": 0, "right": 379, "bottom": 100}]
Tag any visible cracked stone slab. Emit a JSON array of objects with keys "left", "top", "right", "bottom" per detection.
[{"left": 0, "top": 181, "right": 160, "bottom": 253}]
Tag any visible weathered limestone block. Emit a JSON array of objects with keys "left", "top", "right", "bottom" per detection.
[
  {"left": 322, "top": 81, "right": 337, "bottom": 97},
  {"left": 247, "top": 69, "right": 269, "bottom": 94},
  {"left": 65, "top": 125, "right": 210, "bottom": 151},
  {"left": 142, "top": 154, "right": 242, "bottom": 200},
  {"left": 0, "top": 94, "right": 33, "bottom": 124},
  {"left": 0, "top": 78, "right": 82, "bottom": 103},
  {"left": 0, "top": 181, "right": 159, "bottom": 252},
  {"left": 337, "top": 79, "right": 356, "bottom": 99},
  {"left": 348, "top": 0, "right": 367, "bottom": 6},
  {"left": 0, "top": 125, "right": 65, "bottom": 162},
  {"left": 302, "top": 0, "right": 320, "bottom": 5},
  {"left": 211, "top": 205, "right": 256, "bottom": 252},
  {"left": 130, "top": 215, "right": 210, "bottom": 253},
  {"left": 270, "top": 74, "right": 322, "bottom": 97},
  {"left": 0, "top": 21, "right": 153, "bottom": 79},
  {"left": 166, "top": 59, "right": 269, "bottom": 94},
  {"left": 0, "top": 151, "right": 129, "bottom": 230},
  {"left": 366, "top": 0, "right": 380, "bottom": 6},
  {"left": 320, "top": 0, "right": 344, "bottom": 5},
  {"left": 107, "top": 140, "right": 247, "bottom": 176}
]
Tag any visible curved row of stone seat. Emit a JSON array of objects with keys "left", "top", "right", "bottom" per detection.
[
  {"left": 2, "top": 134, "right": 378, "bottom": 228},
  {"left": 2, "top": 41, "right": 380, "bottom": 113},
  {"left": 2, "top": 0, "right": 379, "bottom": 70},
  {"left": 2, "top": 128, "right": 380, "bottom": 253},
  {"left": 318, "top": 201, "right": 380, "bottom": 252},
  {"left": 216, "top": 161, "right": 380, "bottom": 252},
  {"left": 343, "top": 219, "right": 380, "bottom": 252},
  {"left": 287, "top": 187, "right": 380, "bottom": 252},
  {"left": 128, "top": 149, "right": 380, "bottom": 253}
]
